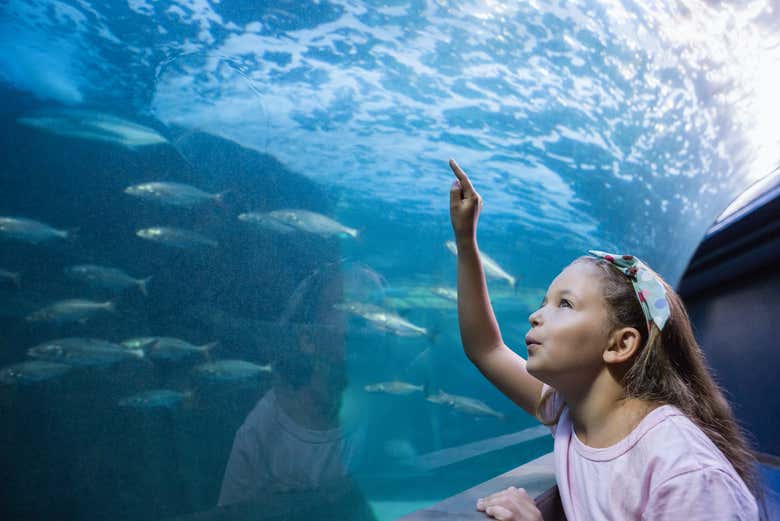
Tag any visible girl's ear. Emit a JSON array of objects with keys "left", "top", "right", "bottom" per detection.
[{"left": 604, "top": 327, "right": 642, "bottom": 364}]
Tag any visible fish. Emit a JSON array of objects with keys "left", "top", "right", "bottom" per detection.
[
  {"left": 0, "top": 269, "right": 21, "bottom": 288},
  {"left": 238, "top": 212, "right": 297, "bottom": 234},
  {"left": 0, "top": 217, "right": 72, "bottom": 244},
  {"left": 136, "top": 227, "right": 218, "bottom": 249},
  {"left": 192, "top": 360, "right": 272, "bottom": 382},
  {"left": 430, "top": 286, "right": 457, "bottom": 301},
  {"left": 425, "top": 389, "right": 505, "bottom": 420},
  {"left": 118, "top": 389, "right": 192, "bottom": 409},
  {"left": 144, "top": 337, "right": 217, "bottom": 362},
  {"left": 334, "top": 301, "right": 428, "bottom": 337},
  {"left": 0, "top": 360, "right": 71, "bottom": 385},
  {"left": 364, "top": 380, "right": 424, "bottom": 395},
  {"left": 445, "top": 241, "right": 516, "bottom": 288},
  {"left": 26, "top": 299, "right": 117, "bottom": 324},
  {"left": 248, "top": 209, "right": 357, "bottom": 238},
  {"left": 17, "top": 108, "right": 168, "bottom": 149},
  {"left": 121, "top": 337, "right": 161, "bottom": 350},
  {"left": 28, "top": 337, "right": 144, "bottom": 367},
  {"left": 124, "top": 182, "right": 226, "bottom": 207},
  {"left": 64, "top": 264, "right": 151, "bottom": 296}
]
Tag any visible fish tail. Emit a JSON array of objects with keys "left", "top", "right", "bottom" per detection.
[
  {"left": 105, "top": 299, "right": 119, "bottom": 314},
  {"left": 407, "top": 346, "right": 432, "bottom": 373},
  {"left": 214, "top": 191, "right": 231, "bottom": 205},
  {"left": 138, "top": 276, "right": 152, "bottom": 297},
  {"left": 200, "top": 341, "right": 219, "bottom": 352},
  {"left": 64, "top": 227, "right": 79, "bottom": 241},
  {"left": 426, "top": 324, "right": 441, "bottom": 346},
  {"left": 200, "top": 342, "right": 219, "bottom": 361}
]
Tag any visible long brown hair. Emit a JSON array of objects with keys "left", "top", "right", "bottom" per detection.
[{"left": 537, "top": 255, "right": 767, "bottom": 519}]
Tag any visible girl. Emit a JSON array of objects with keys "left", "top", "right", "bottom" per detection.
[{"left": 447, "top": 159, "right": 767, "bottom": 521}]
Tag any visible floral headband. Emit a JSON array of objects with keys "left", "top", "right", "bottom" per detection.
[{"left": 587, "top": 250, "right": 670, "bottom": 331}]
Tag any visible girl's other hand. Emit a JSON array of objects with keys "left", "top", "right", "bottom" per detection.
[
  {"left": 449, "top": 159, "right": 482, "bottom": 247},
  {"left": 475, "top": 486, "right": 543, "bottom": 521}
]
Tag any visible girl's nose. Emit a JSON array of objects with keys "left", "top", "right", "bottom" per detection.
[{"left": 529, "top": 309, "right": 542, "bottom": 327}]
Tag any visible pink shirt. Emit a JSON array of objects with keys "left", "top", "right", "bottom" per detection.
[{"left": 540, "top": 383, "right": 759, "bottom": 520}]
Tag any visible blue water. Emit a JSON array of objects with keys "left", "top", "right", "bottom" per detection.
[{"left": 1, "top": 1, "right": 779, "bottom": 520}]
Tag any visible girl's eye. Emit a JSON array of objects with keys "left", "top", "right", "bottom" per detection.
[{"left": 537, "top": 299, "right": 572, "bottom": 310}]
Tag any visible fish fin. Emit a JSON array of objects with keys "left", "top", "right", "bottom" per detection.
[{"left": 138, "top": 276, "right": 152, "bottom": 297}]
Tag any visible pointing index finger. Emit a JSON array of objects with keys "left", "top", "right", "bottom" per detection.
[{"left": 449, "top": 159, "right": 476, "bottom": 197}]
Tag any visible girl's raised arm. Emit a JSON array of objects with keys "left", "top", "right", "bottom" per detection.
[{"left": 449, "top": 159, "right": 545, "bottom": 420}]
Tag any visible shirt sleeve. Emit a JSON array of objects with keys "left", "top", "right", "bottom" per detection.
[
  {"left": 539, "top": 382, "right": 565, "bottom": 436},
  {"left": 641, "top": 467, "right": 759, "bottom": 521}
]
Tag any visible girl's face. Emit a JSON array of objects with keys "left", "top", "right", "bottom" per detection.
[{"left": 525, "top": 262, "right": 613, "bottom": 388}]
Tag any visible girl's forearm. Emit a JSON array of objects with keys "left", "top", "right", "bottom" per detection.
[{"left": 456, "top": 239, "right": 504, "bottom": 360}]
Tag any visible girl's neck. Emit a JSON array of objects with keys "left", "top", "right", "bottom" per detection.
[{"left": 564, "top": 373, "right": 661, "bottom": 448}]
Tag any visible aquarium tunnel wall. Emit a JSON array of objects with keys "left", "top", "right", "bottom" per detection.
[{"left": 1, "top": 1, "right": 779, "bottom": 521}]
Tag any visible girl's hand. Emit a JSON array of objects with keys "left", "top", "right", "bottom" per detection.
[
  {"left": 449, "top": 159, "right": 482, "bottom": 246},
  {"left": 476, "top": 486, "right": 543, "bottom": 521}
]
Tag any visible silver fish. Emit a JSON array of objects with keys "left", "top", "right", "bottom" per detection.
[
  {"left": 426, "top": 389, "right": 505, "bottom": 419},
  {"left": 124, "top": 182, "right": 225, "bottom": 207},
  {"left": 0, "top": 269, "right": 21, "bottom": 288},
  {"left": 121, "top": 337, "right": 160, "bottom": 350},
  {"left": 136, "top": 227, "right": 218, "bottom": 249},
  {"left": 28, "top": 337, "right": 144, "bottom": 367},
  {"left": 145, "top": 337, "right": 217, "bottom": 362},
  {"left": 364, "top": 380, "right": 424, "bottom": 395},
  {"left": 445, "top": 241, "right": 516, "bottom": 288},
  {"left": 0, "top": 217, "right": 72, "bottom": 244},
  {"left": 238, "top": 212, "right": 297, "bottom": 234},
  {"left": 0, "top": 360, "right": 70, "bottom": 385},
  {"left": 64, "top": 264, "right": 151, "bottom": 296},
  {"left": 335, "top": 301, "right": 428, "bottom": 337},
  {"left": 192, "top": 360, "right": 272, "bottom": 382},
  {"left": 118, "top": 389, "right": 192, "bottom": 409},
  {"left": 18, "top": 108, "right": 168, "bottom": 148},
  {"left": 430, "top": 286, "right": 457, "bottom": 301},
  {"left": 26, "top": 299, "right": 117, "bottom": 324},
  {"left": 261, "top": 209, "right": 358, "bottom": 238}
]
